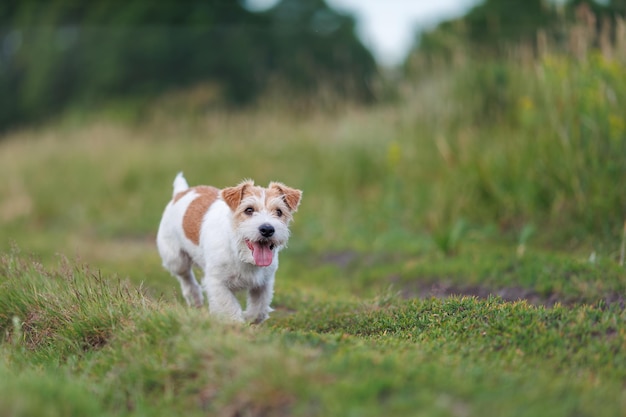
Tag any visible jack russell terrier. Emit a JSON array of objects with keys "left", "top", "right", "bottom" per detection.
[{"left": 157, "top": 173, "right": 302, "bottom": 323}]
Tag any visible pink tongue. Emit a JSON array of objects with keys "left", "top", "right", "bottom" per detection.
[{"left": 251, "top": 242, "right": 273, "bottom": 267}]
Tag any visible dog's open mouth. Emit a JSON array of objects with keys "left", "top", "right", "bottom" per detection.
[{"left": 245, "top": 240, "right": 276, "bottom": 267}]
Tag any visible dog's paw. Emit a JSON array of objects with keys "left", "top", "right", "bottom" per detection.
[
  {"left": 183, "top": 288, "right": 204, "bottom": 308},
  {"left": 243, "top": 310, "right": 269, "bottom": 325}
]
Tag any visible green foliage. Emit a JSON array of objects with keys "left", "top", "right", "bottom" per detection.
[
  {"left": 436, "top": 52, "right": 626, "bottom": 239},
  {"left": 568, "top": 0, "right": 626, "bottom": 20},
  {"left": 432, "top": 218, "right": 468, "bottom": 256},
  {"left": 517, "top": 53, "right": 626, "bottom": 232},
  {"left": 0, "top": 0, "right": 376, "bottom": 131},
  {"left": 415, "top": 0, "right": 560, "bottom": 60},
  {"left": 453, "top": 61, "right": 522, "bottom": 124},
  {"left": 0, "top": 364, "right": 108, "bottom": 417},
  {"left": 462, "top": 0, "right": 560, "bottom": 49},
  {"left": 413, "top": 0, "right": 626, "bottom": 63},
  {"left": 0, "top": 249, "right": 149, "bottom": 361}
]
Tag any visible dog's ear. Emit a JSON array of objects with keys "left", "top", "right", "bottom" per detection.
[
  {"left": 269, "top": 182, "right": 302, "bottom": 212},
  {"left": 221, "top": 180, "right": 253, "bottom": 211}
]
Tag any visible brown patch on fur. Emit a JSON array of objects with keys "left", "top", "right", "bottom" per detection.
[
  {"left": 182, "top": 186, "right": 219, "bottom": 245},
  {"left": 268, "top": 182, "right": 302, "bottom": 212},
  {"left": 221, "top": 180, "right": 255, "bottom": 212},
  {"left": 228, "top": 182, "right": 267, "bottom": 229}
]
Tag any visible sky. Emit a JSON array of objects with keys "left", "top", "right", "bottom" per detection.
[
  {"left": 327, "top": 0, "right": 480, "bottom": 66},
  {"left": 246, "top": 0, "right": 481, "bottom": 67}
]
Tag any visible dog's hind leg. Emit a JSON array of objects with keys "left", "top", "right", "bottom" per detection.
[
  {"left": 160, "top": 247, "right": 204, "bottom": 308},
  {"left": 176, "top": 268, "right": 204, "bottom": 308}
]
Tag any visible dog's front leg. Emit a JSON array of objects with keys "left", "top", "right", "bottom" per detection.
[
  {"left": 204, "top": 278, "right": 244, "bottom": 322},
  {"left": 244, "top": 279, "right": 274, "bottom": 324}
]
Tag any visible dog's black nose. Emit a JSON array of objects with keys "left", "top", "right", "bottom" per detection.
[{"left": 258, "top": 223, "right": 275, "bottom": 238}]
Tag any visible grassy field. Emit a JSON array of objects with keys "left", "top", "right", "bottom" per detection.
[{"left": 1, "top": 45, "right": 626, "bottom": 416}]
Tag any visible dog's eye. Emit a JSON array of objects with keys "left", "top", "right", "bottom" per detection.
[
  {"left": 244, "top": 207, "right": 254, "bottom": 215},
  {"left": 275, "top": 209, "right": 283, "bottom": 217}
]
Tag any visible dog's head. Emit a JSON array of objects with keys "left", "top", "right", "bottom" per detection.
[{"left": 221, "top": 180, "right": 302, "bottom": 267}]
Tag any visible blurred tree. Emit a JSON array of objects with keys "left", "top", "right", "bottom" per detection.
[
  {"left": 0, "top": 0, "right": 376, "bottom": 131},
  {"left": 462, "top": 0, "right": 559, "bottom": 49},
  {"left": 408, "top": 0, "right": 626, "bottom": 68},
  {"left": 415, "top": 0, "right": 559, "bottom": 59},
  {"left": 568, "top": 0, "right": 626, "bottom": 19},
  {"left": 263, "top": 0, "right": 375, "bottom": 101}
]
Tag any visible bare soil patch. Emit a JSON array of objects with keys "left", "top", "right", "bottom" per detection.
[
  {"left": 318, "top": 250, "right": 625, "bottom": 308},
  {"left": 392, "top": 278, "right": 625, "bottom": 308}
]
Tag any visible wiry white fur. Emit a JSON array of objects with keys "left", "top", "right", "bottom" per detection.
[{"left": 156, "top": 173, "right": 299, "bottom": 324}]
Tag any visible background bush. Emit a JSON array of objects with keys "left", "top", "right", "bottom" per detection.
[
  {"left": 417, "top": 50, "right": 626, "bottom": 240},
  {"left": 0, "top": 0, "right": 376, "bottom": 131}
]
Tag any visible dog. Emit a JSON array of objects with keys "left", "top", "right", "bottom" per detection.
[{"left": 156, "top": 173, "right": 302, "bottom": 323}]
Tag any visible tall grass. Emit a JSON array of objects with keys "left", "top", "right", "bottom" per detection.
[
  {"left": 438, "top": 51, "right": 626, "bottom": 234},
  {"left": 0, "top": 248, "right": 151, "bottom": 362},
  {"left": 399, "top": 16, "right": 626, "bottom": 246}
]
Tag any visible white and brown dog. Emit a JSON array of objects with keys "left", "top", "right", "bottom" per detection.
[{"left": 157, "top": 173, "right": 302, "bottom": 323}]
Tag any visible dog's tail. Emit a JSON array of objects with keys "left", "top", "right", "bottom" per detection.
[{"left": 172, "top": 172, "right": 189, "bottom": 197}]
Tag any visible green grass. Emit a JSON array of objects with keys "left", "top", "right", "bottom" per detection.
[
  {"left": 1, "top": 250, "right": 625, "bottom": 416},
  {"left": 1, "top": 46, "right": 626, "bottom": 416}
]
